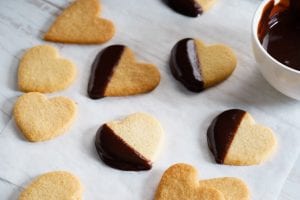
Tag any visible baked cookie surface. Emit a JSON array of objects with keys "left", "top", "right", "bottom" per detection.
[
  {"left": 207, "top": 109, "right": 277, "bottom": 165},
  {"left": 88, "top": 45, "right": 160, "bottom": 99},
  {"left": 14, "top": 92, "right": 77, "bottom": 142},
  {"left": 18, "top": 171, "right": 82, "bottom": 200},
  {"left": 170, "top": 38, "right": 236, "bottom": 92},
  {"left": 155, "top": 164, "right": 250, "bottom": 200},
  {"left": 95, "top": 112, "right": 164, "bottom": 171},
  {"left": 155, "top": 163, "right": 225, "bottom": 200},
  {"left": 18, "top": 45, "right": 76, "bottom": 93},
  {"left": 44, "top": 0, "right": 115, "bottom": 44},
  {"left": 199, "top": 177, "right": 250, "bottom": 200}
]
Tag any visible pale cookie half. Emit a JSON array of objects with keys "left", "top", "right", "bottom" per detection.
[
  {"left": 95, "top": 112, "right": 164, "bottom": 171},
  {"left": 170, "top": 38, "right": 236, "bottom": 92},
  {"left": 155, "top": 163, "right": 225, "bottom": 200},
  {"left": 88, "top": 45, "right": 160, "bottom": 99},
  {"left": 199, "top": 177, "right": 250, "bottom": 200},
  {"left": 207, "top": 109, "right": 277, "bottom": 165},
  {"left": 14, "top": 92, "right": 77, "bottom": 142},
  {"left": 167, "top": 0, "right": 217, "bottom": 17},
  {"left": 18, "top": 171, "right": 83, "bottom": 200},
  {"left": 196, "top": 0, "right": 217, "bottom": 11},
  {"left": 44, "top": 0, "right": 115, "bottom": 44},
  {"left": 18, "top": 45, "right": 76, "bottom": 93}
]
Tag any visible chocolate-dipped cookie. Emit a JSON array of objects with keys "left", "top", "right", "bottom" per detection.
[
  {"left": 170, "top": 38, "right": 237, "bottom": 92},
  {"left": 207, "top": 109, "right": 277, "bottom": 165},
  {"left": 95, "top": 113, "right": 164, "bottom": 171},
  {"left": 166, "top": 0, "right": 217, "bottom": 17},
  {"left": 88, "top": 45, "right": 160, "bottom": 99}
]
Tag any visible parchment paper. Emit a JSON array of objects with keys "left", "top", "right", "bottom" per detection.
[{"left": 1, "top": 0, "right": 300, "bottom": 199}]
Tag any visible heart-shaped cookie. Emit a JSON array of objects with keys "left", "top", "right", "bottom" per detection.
[
  {"left": 44, "top": 0, "right": 115, "bottom": 44},
  {"left": 88, "top": 45, "right": 160, "bottom": 99},
  {"left": 207, "top": 109, "right": 277, "bottom": 165},
  {"left": 167, "top": 0, "right": 216, "bottom": 17},
  {"left": 14, "top": 92, "right": 77, "bottom": 142},
  {"left": 155, "top": 163, "right": 225, "bottom": 200},
  {"left": 170, "top": 38, "right": 236, "bottom": 92},
  {"left": 18, "top": 45, "right": 76, "bottom": 93},
  {"left": 199, "top": 177, "right": 250, "bottom": 200},
  {"left": 95, "top": 113, "right": 164, "bottom": 171},
  {"left": 18, "top": 171, "right": 83, "bottom": 200}
]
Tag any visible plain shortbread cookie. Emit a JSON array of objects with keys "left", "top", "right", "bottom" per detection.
[
  {"left": 14, "top": 92, "right": 77, "bottom": 142},
  {"left": 44, "top": 0, "right": 115, "bottom": 44},
  {"left": 18, "top": 45, "right": 76, "bottom": 93},
  {"left": 18, "top": 171, "right": 83, "bottom": 200}
]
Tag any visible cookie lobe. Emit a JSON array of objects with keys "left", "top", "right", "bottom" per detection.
[
  {"left": 207, "top": 109, "right": 246, "bottom": 164},
  {"left": 88, "top": 45, "right": 125, "bottom": 99},
  {"left": 170, "top": 38, "right": 204, "bottom": 92},
  {"left": 199, "top": 177, "right": 250, "bottom": 200},
  {"left": 95, "top": 124, "right": 152, "bottom": 171}
]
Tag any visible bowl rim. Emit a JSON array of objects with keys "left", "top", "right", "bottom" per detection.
[{"left": 252, "top": 0, "right": 300, "bottom": 74}]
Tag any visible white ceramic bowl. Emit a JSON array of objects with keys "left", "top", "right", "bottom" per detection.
[{"left": 252, "top": 0, "right": 300, "bottom": 100}]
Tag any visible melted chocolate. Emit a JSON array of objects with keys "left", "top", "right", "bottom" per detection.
[
  {"left": 88, "top": 45, "right": 125, "bottom": 99},
  {"left": 207, "top": 109, "right": 246, "bottom": 164},
  {"left": 95, "top": 124, "right": 152, "bottom": 171},
  {"left": 167, "top": 0, "right": 203, "bottom": 17},
  {"left": 258, "top": 0, "right": 300, "bottom": 70},
  {"left": 170, "top": 38, "right": 204, "bottom": 92}
]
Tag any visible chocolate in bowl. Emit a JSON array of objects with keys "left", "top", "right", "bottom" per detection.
[{"left": 258, "top": 0, "right": 300, "bottom": 71}]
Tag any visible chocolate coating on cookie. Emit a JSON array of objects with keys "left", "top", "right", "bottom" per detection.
[
  {"left": 88, "top": 45, "right": 125, "bottom": 99},
  {"left": 95, "top": 124, "right": 152, "bottom": 171},
  {"left": 167, "top": 0, "right": 203, "bottom": 17},
  {"left": 170, "top": 38, "right": 204, "bottom": 92},
  {"left": 207, "top": 109, "right": 246, "bottom": 164}
]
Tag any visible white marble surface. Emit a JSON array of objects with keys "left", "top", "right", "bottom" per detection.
[{"left": 0, "top": 0, "right": 300, "bottom": 199}]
